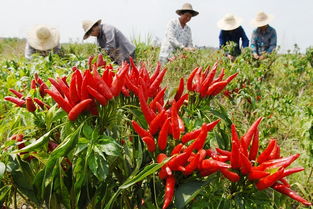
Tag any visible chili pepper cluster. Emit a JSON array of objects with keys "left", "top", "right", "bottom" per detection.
[
  {"left": 215, "top": 118, "right": 311, "bottom": 206},
  {"left": 187, "top": 61, "right": 238, "bottom": 98},
  {"left": 4, "top": 73, "right": 50, "bottom": 112}
]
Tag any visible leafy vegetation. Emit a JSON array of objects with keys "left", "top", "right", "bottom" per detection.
[{"left": 0, "top": 39, "right": 312, "bottom": 209}]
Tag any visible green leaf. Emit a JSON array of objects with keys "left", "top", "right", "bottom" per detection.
[
  {"left": 175, "top": 181, "right": 208, "bottom": 209},
  {"left": 0, "top": 162, "right": 5, "bottom": 180},
  {"left": 120, "top": 158, "right": 170, "bottom": 190},
  {"left": 83, "top": 124, "right": 93, "bottom": 138},
  {"left": 98, "top": 137, "right": 122, "bottom": 156},
  {"left": 87, "top": 152, "right": 108, "bottom": 182},
  {"left": 13, "top": 130, "right": 52, "bottom": 153},
  {"left": 0, "top": 185, "right": 12, "bottom": 203}
]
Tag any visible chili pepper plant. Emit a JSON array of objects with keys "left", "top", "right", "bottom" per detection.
[{"left": 0, "top": 53, "right": 311, "bottom": 209}]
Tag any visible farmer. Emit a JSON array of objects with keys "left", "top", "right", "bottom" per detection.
[
  {"left": 250, "top": 11, "right": 277, "bottom": 60},
  {"left": 217, "top": 14, "right": 249, "bottom": 61},
  {"left": 25, "top": 25, "right": 61, "bottom": 59},
  {"left": 159, "top": 3, "right": 199, "bottom": 65},
  {"left": 82, "top": 19, "right": 135, "bottom": 65}
]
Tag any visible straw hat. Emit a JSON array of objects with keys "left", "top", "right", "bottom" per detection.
[
  {"left": 176, "top": 3, "right": 199, "bottom": 17},
  {"left": 82, "top": 19, "right": 102, "bottom": 40},
  {"left": 217, "top": 14, "right": 242, "bottom": 31},
  {"left": 251, "top": 11, "right": 274, "bottom": 27},
  {"left": 27, "top": 25, "right": 60, "bottom": 51}
]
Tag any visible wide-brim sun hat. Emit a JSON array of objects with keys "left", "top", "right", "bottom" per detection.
[
  {"left": 27, "top": 25, "right": 60, "bottom": 51},
  {"left": 176, "top": 3, "right": 199, "bottom": 17},
  {"left": 251, "top": 11, "right": 274, "bottom": 27},
  {"left": 82, "top": 19, "right": 102, "bottom": 40},
  {"left": 217, "top": 14, "right": 242, "bottom": 31}
]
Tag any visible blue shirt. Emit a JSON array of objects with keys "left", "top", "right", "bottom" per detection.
[
  {"left": 250, "top": 25, "right": 277, "bottom": 55},
  {"left": 219, "top": 26, "right": 249, "bottom": 56}
]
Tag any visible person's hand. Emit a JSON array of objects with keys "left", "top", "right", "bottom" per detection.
[
  {"left": 227, "top": 54, "right": 235, "bottom": 62},
  {"left": 183, "top": 47, "right": 196, "bottom": 51},
  {"left": 253, "top": 53, "right": 260, "bottom": 59}
]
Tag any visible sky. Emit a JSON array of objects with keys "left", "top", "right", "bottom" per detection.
[{"left": 1, "top": 0, "right": 312, "bottom": 52}]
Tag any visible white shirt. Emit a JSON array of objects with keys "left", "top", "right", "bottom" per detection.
[{"left": 159, "top": 18, "right": 193, "bottom": 60}]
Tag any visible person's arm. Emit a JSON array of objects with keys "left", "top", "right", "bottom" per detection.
[
  {"left": 166, "top": 20, "right": 185, "bottom": 49},
  {"left": 241, "top": 28, "right": 249, "bottom": 48},
  {"left": 24, "top": 43, "right": 35, "bottom": 60},
  {"left": 267, "top": 28, "right": 277, "bottom": 53},
  {"left": 218, "top": 31, "right": 226, "bottom": 49},
  {"left": 186, "top": 27, "right": 193, "bottom": 48},
  {"left": 250, "top": 30, "right": 258, "bottom": 55}
]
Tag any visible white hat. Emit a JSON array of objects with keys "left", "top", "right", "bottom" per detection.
[
  {"left": 27, "top": 25, "right": 60, "bottom": 51},
  {"left": 176, "top": 3, "right": 199, "bottom": 17},
  {"left": 82, "top": 19, "right": 102, "bottom": 40},
  {"left": 217, "top": 14, "right": 242, "bottom": 31},
  {"left": 251, "top": 11, "right": 274, "bottom": 27}
]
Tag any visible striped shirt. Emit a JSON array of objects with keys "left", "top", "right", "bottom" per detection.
[{"left": 159, "top": 18, "right": 193, "bottom": 61}]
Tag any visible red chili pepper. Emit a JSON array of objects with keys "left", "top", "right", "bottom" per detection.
[
  {"left": 187, "top": 67, "right": 199, "bottom": 91},
  {"left": 193, "top": 124, "right": 208, "bottom": 150},
  {"left": 148, "top": 68, "right": 167, "bottom": 98},
  {"left": 74, "top": 70, "right": 83, "bottom": 99},
  {"left": 259, "top": 154, "right": 300, "bottom": 170},
  {"left": 281, "top": 167, "right": 304, "bottom": 178},
  {"left": 150, "top": 62, "right": 161, "bottom": 84},
  {"left": 142, "top": 136, "right": 155, "bottom": 152},
  {"left": 168, "top": 152, "right": 190, "bottom": 171},
  {"left": 249, "top": 127, "right": 259, "bottom": 161},
  {"left": 231, "top": 141, "right": 240, "bottom": 169},
  {"left": 125, "top": 75, "right": 139, "bottom": 96},
  {"left": 220, "top": 168, "right": 240, "bottom": 182},
  {"left": 131, "top": 120, "right": 152, "bottom": 139},
  {"left": 31, "top": 79, "right": 37, "bottom": 89},
  {"left": 206, "top": 80, "right": 228, "bottom": 96},
  {"left": 175, "top": 93, "right": 188, "bottom": 111},
  {"left": 216, "top": 148, "right": 231, "bottom": 157},
  {"left": 230, "top": 124, "right": 240, "bottom": 168},
  {"left": 255, "top": 167, "right": 284, "bottom": 190},
  {"left": 171, "top": 100, "right": 180, "bottom": 140},
  {"left": 157, "top": 153, "right": 172, "bottom": 179},
  {"left": 248, "top": 169, "right": 270, "bottom": 180},
  {"left": 69, "top": 74, "right": 80, "bottom": 105},
  {"left": 121, "top": 86, "right": 130, "bottom": 97},
  {"left": 45, "top": 89, "right": 72, "bottom": 113},
  {"left": 87, "top": 85, "right": 107, "bottom": 106},
  {"left": 92, "top": 68, "right": 114, "bottom": 100},
  {"left": 96, "top": 54, "right": 106, "bottom": 67},
  {"left": 271, "top": 183, "right": 312, "bottom": 206},
  {"left": 225, "top": 72, "right": 239, "bottom": 84},
  {"left": 48, "top": 78, "right": 64, "bottom": 97},
  {"left": 68, "top": 99, "right": 93, "bottom": 121},
  {"left": 242, "top": 117, "right": 263, "bottom": 149},
  {"left": 88, "top": 56, "right": 94, "bottom": 70},
  {"left": 33, "top": 98, "right": 50, "bottom": 110},
  {"left": 200, "top": 159, "right": 231, "bottom": 170},
  {"left": 279, "top": 178, "right": 290, "bottom": 188},
  {"left": 25, "top": 97, "right": 36, "bottom": 112},
  {"left": 199, "top": 63, "right": 217, "bottom": 97},
  {"left": 171, "top": 143, "right": 184, "bottom": 156},
  {"left": 240, "top": 151, "right": 252, "bottom": 175},
  {"left": 268, "top": 142, "right": 280, "bottom": 160},
  {"left": 57, "top": 78, "right": 71, "bottom": 101},
  {"left": 192, "top": 67, "right": 202, "bottom": 92},
  {"left": 212, "top": 68, "right": 225, "bottom": 83},
  {"left": 174, "top": 78, "right": 184, "bottom": 101},
  {"left": 39, "top": 83, "right": 48, "bottom": 97},
  {"left": 149, "top": 110, "right": 166, "bottom": 135},
  {"left": 257, "top": 139, "right": 277, "bottom": 164},
  {"left": 111, "top": 64, "right": 129, "bottom": 97},
  {"left": 4, "top": 96, "right": 25, "bottom": 107},
  {"left": 184, "top": 154, "right": 200, "bottom": 175},
  {"left": 177, "top": 115, "right": 185, "bottom": 133},
  {"left": 158, "top": 118, "right": 170, "bottom": 151},
  {"left": 181, "top": 119, "right": 220, "bottom": 144},
  {"left": 9, "top": 88, "right": 24, "bottom": 98},
  {"left": 138, "top": 85, "right": 156, "bottom": 124},
  {"left": 162, "top": 176, "right": 176, "bottom": 209}
]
